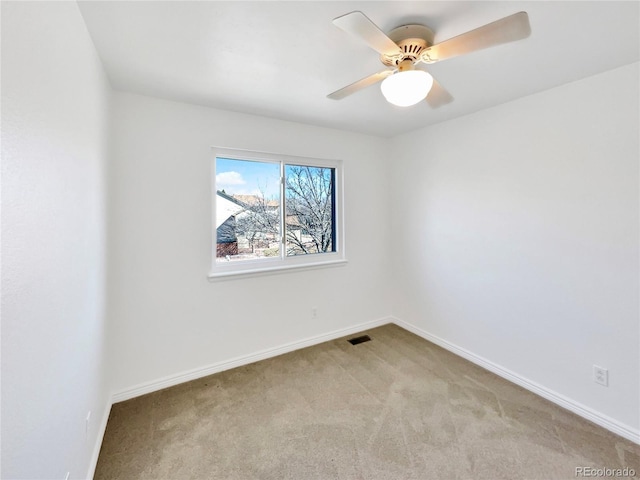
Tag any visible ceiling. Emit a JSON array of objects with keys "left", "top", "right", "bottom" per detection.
[{"left": 78, "top": 1, "right": 639, "bottom": 137}]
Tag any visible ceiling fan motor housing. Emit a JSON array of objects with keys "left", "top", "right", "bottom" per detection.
[{"left": 381, "top": 24, "right": 434, "bottom": 66}]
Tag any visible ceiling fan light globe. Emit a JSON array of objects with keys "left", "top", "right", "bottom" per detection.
[{"left": 380, "top": 70, "right": 434, "bottom": 107}]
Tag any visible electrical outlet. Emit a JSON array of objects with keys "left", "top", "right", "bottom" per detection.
[
  {"left": 593, "top": 365, "right": 608, "bottom": 386},
  {"left": 311, "top": 307, "right": 318, "bottom": 319},
  {"left": 85, "top": 411, "right": 91, "bottom": 437}
]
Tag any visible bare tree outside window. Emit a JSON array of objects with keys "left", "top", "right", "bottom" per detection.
[
  {"left": 285, "top": 165, "right": 335, "bottom": 255},
  {"left": 234, "top": 191, "right": 280, "bottom": 256}
]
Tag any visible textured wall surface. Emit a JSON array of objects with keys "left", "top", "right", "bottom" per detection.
[
  {"left": 391, "top": 63, "right": 640, "bottom": 434},
  {"left": 1, "top": 2, "right": 112, "bottom": 478}
]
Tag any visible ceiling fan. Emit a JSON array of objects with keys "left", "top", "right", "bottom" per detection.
[{"left": 327, "top": 11, "right": 531, "bottom": 108}]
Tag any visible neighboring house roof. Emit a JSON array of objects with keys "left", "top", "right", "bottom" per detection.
[
  {"left": 285, "top": 214, "right": 302, "bottom": 228},
  {"left": 232, "top": 194, "right": 279, "bottom": 208},
  {"left": 216, "top": 191, "right": 281, "bottom": 244},
  {"left": 215, "top": 190, "right": 246, "bottom": 228}
]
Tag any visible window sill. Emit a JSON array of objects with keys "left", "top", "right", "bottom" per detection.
[{"left": 207, "top": 258, "right": 348, "bottom": 281}]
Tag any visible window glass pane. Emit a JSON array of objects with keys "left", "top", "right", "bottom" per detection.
[
  {"left": 215, "top": 158, "right": 280, "bottom": 262},
  {"left": 284, "top": 164, "right": 335, "bottom": 256}
]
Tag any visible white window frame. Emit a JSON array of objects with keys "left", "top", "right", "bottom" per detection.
[{"left": 209, "top": 147, "right": 346, "bottom": 279}]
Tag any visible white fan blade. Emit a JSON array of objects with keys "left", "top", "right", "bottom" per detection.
[
  {"left": 421, "top": 12, "right": 531, "bottom": 63},
  {"left": 426, "top": 78, "right": 454, "bottom": 108},
  {"left": 333, "top": 11, "right": 402, "bottom": 56},
  {"left": 327, "top": 70, "right": 393, "bottom": 100}
]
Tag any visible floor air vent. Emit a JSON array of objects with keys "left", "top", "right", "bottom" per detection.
[{"left": 348, "top": 335, "right": 371, "bottom": 345}]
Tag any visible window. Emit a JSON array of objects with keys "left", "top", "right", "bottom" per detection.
[{"left": 210, "top": 147, "right": 345, "bottom": 278}]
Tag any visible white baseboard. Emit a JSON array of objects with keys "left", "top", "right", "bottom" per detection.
[
  {"left": 86, "top": 400, "right": 112, "bottom": 479},
  {"left": 392, "top": 316, "right": 640, "bottom": 445},
  {"left": 111, "top": 316, "right": 392, "bottom": 403}
]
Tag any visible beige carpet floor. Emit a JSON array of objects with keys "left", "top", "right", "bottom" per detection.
[{"left": 95, "top": 324, "right": 639, "bottom": 479}]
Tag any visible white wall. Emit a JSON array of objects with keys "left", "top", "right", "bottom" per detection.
[
  {"left": 390, "top": 63, "right": 640, "bottom": 435},
  {"left": 108, "top": 92, "right": 392, "bottom": 393},
  {"left": 1, "top": 2, "right": 111, "bottom": 479}
]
